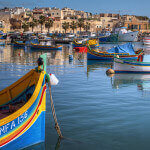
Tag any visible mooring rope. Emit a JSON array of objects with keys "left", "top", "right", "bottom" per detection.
[
  {"left": 48, "top": 79, "right": 83, "bottom": 144},
  {"left": 48, "top": 81, "right": 63, "bottom": 138}
]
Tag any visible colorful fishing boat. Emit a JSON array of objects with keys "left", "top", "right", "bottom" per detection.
[
  {"left": 73, "top": 47, "right": 87, "bottom": 53},
  {"left": 72, "top": 39, "right": 88, "bottom": 48},
  {"left": 0, "top": 54, "right": 49, "bottom": 150},
  {"left": 13, "top": 41, "right": 26, "bottom": 47},
  {"left": 30, "top": 42, "right": 62, "bottom": 50},
  {"left": 113, "top": 55, "right": 150, "bottom": 73},
  {"left": 87, "top": 43, "right": 142, "bottom": 60},
  {"left": 0, "top": 31, "right": 7, "bottom": 40},
  {"left": 88, "top": 39, "right": 99, "bottom": 48},
  {"left": 73, "top": 39, "right": 99, "bottom": 48}
]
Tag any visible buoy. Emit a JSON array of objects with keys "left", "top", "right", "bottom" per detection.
[
  {"left": 116, "top": 55, "right": 119, "bottom": 58},
  {"left": 106, "top": 69, "right": 115, "bottom": 75},
  {"left": 49, "top": 73, "right": 59, "bottom": 85},
  {"left": 107, "top": 73, "right": 115, "bottom": 77}
]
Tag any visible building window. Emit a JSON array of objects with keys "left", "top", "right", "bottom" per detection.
[
  {"left": 52, "top": 13, "right": 54, "bottom": 15},
  {"left": 57, "top": 13, "right": 59, "bottom": 15},
  {"left": 134, "top": 25, "right": 138, "bottom": 29},
  {"left": 132, "top": 25, "right": 138, "bottom": 29},
  {"left": 139, "top": 25, "right": 141, "bottom": 30}
]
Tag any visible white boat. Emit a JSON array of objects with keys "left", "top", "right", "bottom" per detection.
[
  {"left": 115, "top": 27, "right": 139, "bottom": 42},
  {"left": 143, "top": 36, "right": 150, "bottom": 45},
  {"left": 66, "top": 33, "right": 75, "bottom": 38},
  {"left": 113, "top": 55, "right": 150, "bottom": 73}
]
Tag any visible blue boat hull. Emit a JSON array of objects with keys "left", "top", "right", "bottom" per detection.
[
  {"left": 31, "top": 46, "right": 62, "bottom": 50},
  {"left": 1, "top": 111, "right": 45, "bottom": 150},
  {"left": 87, "top": 52, "right": 138, "bottom": 61},
  {"left": 72, "top": 43, "right": 83, "bottom": 48}
]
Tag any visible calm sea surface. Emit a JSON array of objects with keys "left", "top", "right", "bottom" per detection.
[{"left": 1, "top": 42, "right": 150, "bottom": 150}]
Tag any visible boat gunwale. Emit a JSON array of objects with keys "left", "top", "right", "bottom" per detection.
[
  {"left": 114, "top": 57, "right": 150, "bottom": 65},
  {"left": 31, "top": 42, "right": 62, "bottom": 48},
  {"left": 0, "top": 69, "right": 46, "bottom": 126},
  {"left": 87, "top": 44, "right": 142, "bottom": 58}
]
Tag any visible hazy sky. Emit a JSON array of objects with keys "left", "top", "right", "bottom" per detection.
[{"left": 0, "top": 0, "right": 149, "bottom": 17}]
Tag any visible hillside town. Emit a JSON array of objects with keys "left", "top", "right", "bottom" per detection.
[{"left": 0, "top": 6, "right": 149, "bottom": 34}]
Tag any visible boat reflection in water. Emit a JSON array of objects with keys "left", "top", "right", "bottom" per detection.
[
  {"left": 87, "top": 60, "right": 113, "bottom": 77},
  {"left": 111, "top": 74, "right": 150, "bottom": 92}
]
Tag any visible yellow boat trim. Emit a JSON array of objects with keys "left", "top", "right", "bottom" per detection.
[{"left": 0, "top": 70, "right": 46, "bottom": 126}]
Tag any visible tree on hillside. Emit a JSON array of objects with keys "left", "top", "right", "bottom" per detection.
[
  {"left": 70, "top": 21, "right": 77, "bottom": 33},
  {"left": 45, "top": 19, "right": 53, "bottom": 33},
  {"left": 29, "top": 18, "right": 38, "bottom": 32},
  {"left": 38, "top": 15, "right": 46, "bottom": 33},
  {"left": 22, "top": 21, "right": 30, "bottom": 32},
  {"left": 77, "top": 18, "right": 84, "bottom": 33},
  {"left": 62, "top": 22, "right": 70, "bottom": 33},
  {"left": 84, "top": 22, "right": 90, "bottom": 32}
]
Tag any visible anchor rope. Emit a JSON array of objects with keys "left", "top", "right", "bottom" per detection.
[
  {"left": 48, "top": 80, "right": 83, "bottom": 144},
  {"left": 48, "top": 81, "right": 63, "bottom": 138}
]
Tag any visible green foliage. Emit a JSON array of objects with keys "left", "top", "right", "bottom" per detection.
[
  {"left": 45, "top": 19, "right": 53, "bottom": 33},
  {"left": 70, "top": 21, "right": 77, "bottom": 33},
  {"left": 29, "top": 18, "right": 38, "bottom": 32},
  {"left": 38, "top": 15, "right": 46, "bottom": 32},
  {"left": 22, "top": 21, "right": 30, "bottom": 32},
  {"left": 77, "top": 18, "right": 84, "bottom": 33},
  {"left": 39, "top": 15, "right": 46, "bottom": 24},
  {"left": 62, "top": 22, "right": 70, "bottom": 33},
  {"left": 84, "top": 22, "right": 90, "bottom": 32}
]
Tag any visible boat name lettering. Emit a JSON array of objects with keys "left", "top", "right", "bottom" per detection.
[{"left": 0, "top": 111, "right": 28, "bottom": 136}]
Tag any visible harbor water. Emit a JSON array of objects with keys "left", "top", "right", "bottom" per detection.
[{"left": 1, "top": 43, "right": 150, "bottom": 150}]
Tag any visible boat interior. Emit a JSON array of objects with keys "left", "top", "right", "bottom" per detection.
[{"left": 0, "top": 70, "right": 40, "bottom": 120}]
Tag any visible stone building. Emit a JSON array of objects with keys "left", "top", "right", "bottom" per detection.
[
  {"left": 61, "top": 7, "right": 75, "bottom": 19},
  {"left": 49, "top": 7, "right": 61, "bottom": 20},
  {"left": 122, "top": 15, "right": 150, "bottom": 33},
  {"left": 0, "top": 12, "right": 11, "bottom": 32},
  {"left": 11, "top": 7, "right": 25, "bottom": 15},
  {"left": 93, "top": 13, "right": 120, "bottom": 31}
]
